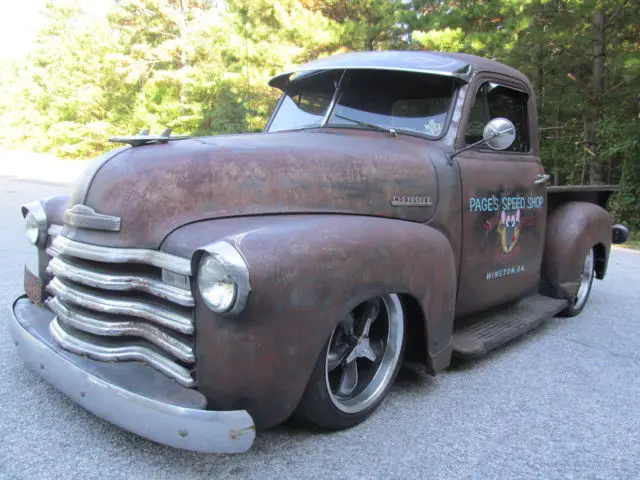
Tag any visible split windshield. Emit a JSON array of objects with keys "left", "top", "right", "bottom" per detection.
[{"left": 267, "top": 69, "right": 459, "bottom": 138}]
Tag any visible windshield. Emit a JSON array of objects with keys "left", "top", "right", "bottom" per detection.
[{"left": 267, "top": 69, "right": 458, "bottom": 138}]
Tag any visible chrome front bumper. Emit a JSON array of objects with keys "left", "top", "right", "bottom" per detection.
[{"left": 7, "top": 295, "right": 256, "bottom": 454}]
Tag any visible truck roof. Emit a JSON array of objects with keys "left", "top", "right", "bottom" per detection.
[{"left": 268, "top": 50, "right": 530, "bottom": 91}]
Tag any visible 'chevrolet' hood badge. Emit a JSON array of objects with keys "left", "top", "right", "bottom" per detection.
[{"left": 390, "top": 195, "right": 433, "bottom": 207}]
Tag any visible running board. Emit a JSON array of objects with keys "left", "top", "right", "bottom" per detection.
[{"left": 452, "top": 293, "right": 568, "bottom": 359}]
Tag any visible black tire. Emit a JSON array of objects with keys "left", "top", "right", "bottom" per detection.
[
  {"left": 561, "top": 247, "right": 595, "bottom": 317},
  {"left": 295, "top": 294, "right": 406, "bottom": 431}
]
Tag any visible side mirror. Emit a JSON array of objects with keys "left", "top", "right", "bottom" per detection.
[
  {"left": 450, "top": 117, "right": 517, "bottom": 160},
  {"left": 483, "top": 117, "right": 516, "bottom": 150}
]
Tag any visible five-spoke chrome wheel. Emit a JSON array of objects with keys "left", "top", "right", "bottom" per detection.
[
  {"left": 296, "top": 293, "right": 406, "bottom": 430},
  {"left": 574, "top": 249, "right": 595, "bottom": 310},
  {"left": 325, "top": 295, "right": 404, "bottom": 414},
  {"left": 561, "top": 247, "right": 595, "bottom": 317}
]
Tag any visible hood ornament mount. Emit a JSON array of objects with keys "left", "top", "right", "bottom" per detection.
[
  {"left": 64, "top": 205, "right": 122, "bottom": 232},
  {"left": 109, "top": 128, "right": 193, "bottom": 147}
]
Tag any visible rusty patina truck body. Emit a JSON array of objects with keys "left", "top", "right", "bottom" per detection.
[{"left": 9, "top": 51, "right": 630, "bottom": 453}]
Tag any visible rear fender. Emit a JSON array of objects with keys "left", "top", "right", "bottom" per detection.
[
  {"left": 541, "top": 201, "right": 612, "bottom": 300},
  {"left": 190, "top": 214, "right": 457, "bottom": 428}
]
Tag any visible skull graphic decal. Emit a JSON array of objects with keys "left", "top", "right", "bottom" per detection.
[{"left": 496, "top": 209, "right": 521, "bottom": 254}]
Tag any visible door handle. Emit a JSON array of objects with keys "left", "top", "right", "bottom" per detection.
[{"left": 534, "top": 173, "right": 552, "bottom": 185}]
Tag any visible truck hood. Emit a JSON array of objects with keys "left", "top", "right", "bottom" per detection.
[{"left": 65, "top": 129, "right": 441, "bottom": 250}]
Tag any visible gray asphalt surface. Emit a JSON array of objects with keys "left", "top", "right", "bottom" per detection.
[{"left": 1, "top": 175, "right": 639, "bottom": 480}]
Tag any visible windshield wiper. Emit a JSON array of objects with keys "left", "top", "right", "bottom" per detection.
[{"left": 333, "top": 114, "right": 397, "bottom": 137}]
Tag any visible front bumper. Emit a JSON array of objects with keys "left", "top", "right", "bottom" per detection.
[{"left": 7, "top": 295, "right": 255, "bottom": 454}]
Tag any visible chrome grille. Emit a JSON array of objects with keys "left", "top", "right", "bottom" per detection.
[
  {"left": 45, "top": 236, "right": 196, "bottom": 388},
  {"left": 48, "top": 256, "right": 194, "bottom": 307}
]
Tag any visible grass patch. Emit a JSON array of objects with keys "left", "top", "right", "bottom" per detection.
[{"left": 625, "top": 232, "right": 640, "bottom": 250}]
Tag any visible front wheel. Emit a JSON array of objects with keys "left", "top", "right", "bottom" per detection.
[
  {"left": 295, "top": 294, "right": 406, "bottom": 430},
  {"left": 561, "top": 248, "right": 595, "bottom": 317}
]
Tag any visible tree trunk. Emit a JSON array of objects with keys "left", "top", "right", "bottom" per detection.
[
  {"left": 179, "top": 0, "right": 188, "bottom": 111},
  {"left": 366, "top": 37, "right": 375, "bottom": 51},
  {"left": 587, "top": 7, "right": 606, "bottom": 184},
  {"left": 536, "top": 41, "right": 544, "bottom": 117}
]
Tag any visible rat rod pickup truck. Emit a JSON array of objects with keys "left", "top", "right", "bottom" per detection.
[{"left": 9, "top": 51, "right": 631, "bottom": 454}]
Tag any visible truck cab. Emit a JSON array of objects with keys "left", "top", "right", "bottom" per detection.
[{"left": 9, "top": 51, "right": 630, "bottom": 454}]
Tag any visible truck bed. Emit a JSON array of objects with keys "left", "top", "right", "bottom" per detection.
[{"left": 547, "top": 185, "right": 617, "bottom": 212}]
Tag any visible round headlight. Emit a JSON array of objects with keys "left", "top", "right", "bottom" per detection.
[
  {"left": 22, "top": 200, "right": 48, "bottom": 247},
  {"left": 25, "top": 212, "right": 41, "bottom": 245},
  {"left": 197, "top": 254, "right": 238, "bottom": 313}
]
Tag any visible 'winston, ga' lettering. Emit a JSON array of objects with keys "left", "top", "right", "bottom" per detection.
[
  {"left": 469, "top": 195, "right": 544, "bottom": 213},
  {"left": 486, "top": 264, "right": 525, "bottom": 280}
]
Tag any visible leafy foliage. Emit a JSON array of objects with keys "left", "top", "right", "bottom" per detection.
[{"left": 0, "top": 0, "right": 638, "bottom": 227}]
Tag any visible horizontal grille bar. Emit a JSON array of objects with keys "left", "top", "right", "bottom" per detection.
[
  {"left": 47, "top": 296, "right": 194, "bottom": 363},
  {"left": 47, "top": 235, "right": 191, "bottom": 275},
  {"left": 49, "top": 317, "right": 195, "bottom": 388},
  {"left": 47, "top": 277, "right": 193, "bottom": 335},
  {"left": 48, "top": 224, "right": 63, "bottom": 238},
  {"left": 45, "top": 234, "right": 197, "bottom": 387},
  {"left": 47, "top": 256, "right": 194, "bottom": 307}
]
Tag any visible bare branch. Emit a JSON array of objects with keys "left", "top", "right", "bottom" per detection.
[
  {"left": 606, "top": 0, "right": 630, "bottom": 29},
  {"left": 567, "top": 72, "right": 597, "bottom": 103}
]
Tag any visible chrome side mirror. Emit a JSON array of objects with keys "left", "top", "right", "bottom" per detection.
[{"left": 483, "top": 117, "right": 516, "bottom": 150}]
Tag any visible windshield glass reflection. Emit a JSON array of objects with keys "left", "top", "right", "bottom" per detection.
[{"left": 268, "top": 69, "right": 458, "bottom": 138}]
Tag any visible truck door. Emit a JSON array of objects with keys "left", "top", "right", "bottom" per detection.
[{"left": 455, "top": 78, "right": 548, "bottom": 318}]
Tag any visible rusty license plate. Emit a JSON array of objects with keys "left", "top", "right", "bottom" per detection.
[{"left": 24, "top": 265, "right": 44, "bottom": 305}]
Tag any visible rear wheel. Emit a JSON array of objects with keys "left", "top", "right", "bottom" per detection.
[
  {"left": 295, "top": 294, "right": 406, "bottom": 430},
  {"left": 561, "top": 248, "right": 595, "bottom": 317}
]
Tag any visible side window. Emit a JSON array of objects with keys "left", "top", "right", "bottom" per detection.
[
  {"left": 464, "top": 82, "right": 530, "bottom": 152},
  {"left": 465, "top": 85, "right": 489, "bottom": 145}
]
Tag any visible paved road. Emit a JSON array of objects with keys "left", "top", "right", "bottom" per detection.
[{"left": 1, "top": 175, "right": 639, "bottom": 480}]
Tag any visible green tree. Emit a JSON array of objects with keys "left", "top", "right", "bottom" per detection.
[
  {"left": 0, "top": 0, "right": 637, "bottom": 231},
  {"left": 302, "top": 0, "right": 411, "bottom": 50}
]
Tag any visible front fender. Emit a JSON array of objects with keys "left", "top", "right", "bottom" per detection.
[
  {"left": 541, "top": 201, "right": 612, "bottom": 300},
  {"left": 41, "top": 195, "right": 71, "bottom": 225},
  {"left": 20, "top": 195, "right": 70, "bottom": 237},
  {"left": 188, "top": 214, "right": 456, "bottom": 429}
]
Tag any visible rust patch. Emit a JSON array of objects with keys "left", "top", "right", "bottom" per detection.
[
  {"left": 68, "top": 130, "right": 444, "bottom": 249},
  {"left": 191, "top": 214, "right": 457, "bottom": 429},
  {"left": 42, "top": 195, "right": 71, "bottom": 225},
  {"left": 229, "top": 425, "right": 256, "bottom": 441},
  {"left": 541, "top": 201, "right": 612, "bottom": 299},
  {"left": 454, "top": 151, "right": 547, "bottom": 318}
]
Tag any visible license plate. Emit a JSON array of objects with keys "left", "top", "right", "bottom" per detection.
[{"left": 24, "top": 265, "right": 44, "bottom": 305}]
